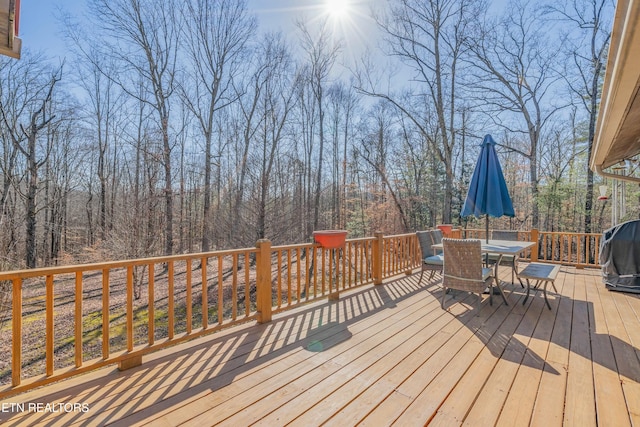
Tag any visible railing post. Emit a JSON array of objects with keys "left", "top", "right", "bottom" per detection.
[
  {"left": 531, "top": 228, "right": 539, "bottom": 262},
  {"left": 12, "top": 278, "right": 22, "bottom": 387},
  {"left": 373, "top": 231, "right": 384, "bottom": 285},
  {"left": 256, "top": 239, "right": 272, "bottom": 323}
]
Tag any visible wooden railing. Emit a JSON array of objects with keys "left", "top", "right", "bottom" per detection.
[
  {"left": 0, "top": 232, "right": 420, "bottom": 398},
  {"left": 0, "top": 228, "right": 601, "bottom": 398},
  {"left": 461, "top": 228, "right": 602, "bottom": 268},
  {"left": 537, "top": 231, "right": 602, "bottom": 268}
]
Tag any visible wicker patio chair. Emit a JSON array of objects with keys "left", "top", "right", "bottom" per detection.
[
  {"left": 442, "top": 238, "right": 508, "bottom": 313},
  {"left": 416, "top": 230, "right": 444, "bottom": 283},
  {"left": 486, "top": 230, "right": 524, "bottom": 287}
]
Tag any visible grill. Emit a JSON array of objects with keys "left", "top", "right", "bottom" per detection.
[{"left": 600, "top": 219, "right": 640, "bottom": 293}]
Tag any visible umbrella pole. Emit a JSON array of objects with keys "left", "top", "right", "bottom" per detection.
[{"left": 485, "top": 214, "right": 489, "bottom": 243}]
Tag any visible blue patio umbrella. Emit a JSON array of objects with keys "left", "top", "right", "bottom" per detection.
[{"left": 461, "top": 134, "right": 515, "bottom": 242}]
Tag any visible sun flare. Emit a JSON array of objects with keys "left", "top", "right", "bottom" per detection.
[{"left": 325, "top": 0, "right": 351, "bottom": 19}]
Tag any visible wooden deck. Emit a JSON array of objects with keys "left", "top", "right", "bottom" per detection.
[{"left": 1, "top": 265, "right": 639, "bottom": 426}]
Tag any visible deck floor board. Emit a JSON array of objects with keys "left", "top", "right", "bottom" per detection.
[{"left": 1, "top": 266, "right": 639, "bottom": 426}]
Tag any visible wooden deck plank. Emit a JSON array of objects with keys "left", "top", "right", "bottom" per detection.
[
  {"left": 402, "top": 290, "right": 531, "bottom": 427},
  {"left": 494, "top": 268, "right": 567, "bottom": 427},
  {"left": 126, "top": 278, "right": 439, "bottom": 426},
  {"left": 584, "top": 268, "right": 631, "bottom": 427},
  {"left": 529, "top": 266, "right": 576, "bottom": 427},
  {"left": 360, "top": 288, "right": 520, "bottom": 425},
  {"left": 183, "top": 285, "right": 449, "bottom": 425},
  {"left": 320, "top": 317, "right": 467, "bottom": 426},
  {"left": 459, "top": 289, "right": 547, "bottom": 426},
  {"left": 221, "top": 289, "right": 462, "bottom": 426},
  {"left": 280, "top": 291, "right": 480, "bottom": 427},
  {"left": 41, "top": 321, "right": 311, "bottom": 427},
  {"left": 258, "top": 286, "right": 476, "bottom": 426},
  {"left": 594, "top": 272, "right": 640, "bottom": 426},
  {"left": 563, "top": 266, "right": 597, "bottom": 427},
  {"left": 1, "top": 268, "right": 639, "bottom": 427},
  {"left": 8, "top": 282, "right": 410, "bottom": 427},
  {"left": 13, "top": 305, "right": 328, "bottom": 426}
]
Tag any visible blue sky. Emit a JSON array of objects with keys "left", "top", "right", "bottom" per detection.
[{"left": 18, "top": 0, "right": 384, "bottom": 63}]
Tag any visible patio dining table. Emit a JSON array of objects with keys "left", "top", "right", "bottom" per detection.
[{"left": 432, "top": 239, "right": 536, "bottom": 287}]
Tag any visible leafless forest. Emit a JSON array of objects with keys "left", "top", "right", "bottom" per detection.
[{"left": 0, "top": 0, "right": 621, "bottom": 273}]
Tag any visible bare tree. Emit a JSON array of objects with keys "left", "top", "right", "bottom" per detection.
[
  {"left": 90, "top": 0, "right": 180, "bottom": 256},
  {"left": 297, "top": 19, "right": 341, "bottom": 235},
  {"left": 61, "top": 12, "right": 126, "bottom": 242},
  {"left": 0, "top": 55, "right": 25, "bottom": 258},
  {"left": 544, "top": 0, "right": 613, "bottom": 233},
  {"left": 180, "top": 0, "right": 255, "bottom": 252},
  {"left": 253, "top": 34, "right": 298, "bottom": 240},
  {"left": 360, "top": 0, "right": 480, "bottom": 224},
  {"left": 465, "top": 0, "right": 568, "bottom": 228},
  {"left": 356, "top": 100, "right": 411, "bottom": 231},
  {"left": 0, "top": 57, "right": 62, "bottom": 268},
  {"left": 326, "top": 81, "right": 358, "bottom": 229}
]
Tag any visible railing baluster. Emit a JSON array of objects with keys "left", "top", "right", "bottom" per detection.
[
  {"left": 126, "top": 266, "right": 134, "bottom": 352},
  {"left": 388, "top": 239, "right": 392, "bottom": 275},
  {"left": 12, "top": 278, "right": 22, "bottom": 387},
  {"left": 168, "top": 261, "right": 174, "bottom": 339},
  {"left": 312, "top": 246, "right": 318, "bottom": 297},
  {"left": 202, "top": 257, "right": 208, "bottom": 329},
  {"left": 287, "top": 249, "right": 292, "bottom": 304},
  {"left": 232, "top": 253, "right": 238, "bottom": 320},
  {"left": 218, "top": 256, "right": 223, "bottom": 325},
  {"left": 102, "top": 269, "right": 109, "bottom": 360},
  {"left": 361, "top": 242, "right": 366, "bottom": 283},
  {"left": 328, "top": 248, "right": 334, "bottom": 295},
  {"left": 544, "top": 234, "right": 548, "bottom": 261},
  {"left": 148, "top": 264, "right": 155, "bottom": 345},
  {"left": 577, "top": 234, "right": 582, "bottom": 264},
  {"left": 296, "top": 248, "right": 302, "bottom": 302},
  {"left": 75, "top": 272, "right": 83, "bottom": 368},
  {"left": 244, "top": 252, "right": 250, "bottom": 317},
  {"left": 321, "top": 248, "right": 326, "bottom": 295},
  {"left": 46, "top": 275, "right": 54, "bottom": 376},
  {"left": 356, "top": 242, "right": 360, "bottom": 283},
  {"left": 347, "top": 243, "right": 352, "bottom": 289},
  {"left": 276, "top": 251, "right": 282, "bottom": 308},
  {"left": 186, "top": 259, "right": 192, "bottom": 334},
  {"left": 287, "top": 249, "right": 300, "bottom": 306},
  {"left": 383, "top": 240, "right": 388, "bottom": 277},
  {"left": 342, "top": 246, "right": 346, "bottom": 290},
  {"left": 304, "top": 246, "right": 310, "bottom": 301}
]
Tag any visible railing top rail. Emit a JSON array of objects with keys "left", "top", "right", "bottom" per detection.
[
  {"left": 0, "top": 236, "right": 382, "bottom": 281},
  {"left": 537, "top": 231, "right": 603, "bottom": 237},
  {"left": 0, "top": 247, "right": 259, "bottom": 281},
  {"left": 463, "top": 228, "right": 603, "bottom": 238},
  {"left": 382, "top": 233, "right": 416, "bottom": 239}
]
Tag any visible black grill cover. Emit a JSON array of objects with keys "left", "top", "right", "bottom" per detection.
[{"left": 600, "top": 219, "right": 640, "bottom": 293}]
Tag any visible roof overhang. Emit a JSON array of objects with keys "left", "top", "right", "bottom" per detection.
[
  {"left": 0, "top": 0, "right": 21, "bottom": 59},
  {"left": 591, "top": 0, "right": 640, "bottom": 183}
]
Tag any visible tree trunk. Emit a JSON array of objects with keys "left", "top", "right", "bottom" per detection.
[
  {"left": 162, "top": 116, "right": 173, "bottom": 256},
  {"left": 25, "top": 130, "right": 38, "bottom": 268}
]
